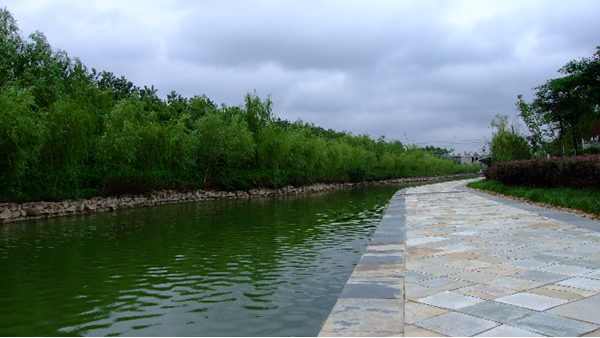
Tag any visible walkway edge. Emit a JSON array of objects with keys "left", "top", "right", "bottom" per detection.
[
  {"left": 457, "top": 181, "right": 600, "bottom": 233},
  {"left": 318, "top": 189, "right": 408, "bottom": 336}
]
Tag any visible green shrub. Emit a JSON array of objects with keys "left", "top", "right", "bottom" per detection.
[{"left": 484, "top": 155, "right": 600, "bottom": 189}]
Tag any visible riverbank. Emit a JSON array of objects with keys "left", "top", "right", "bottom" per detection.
[{"left": 0, "top": 173, "right": 477, "bottom": 224}]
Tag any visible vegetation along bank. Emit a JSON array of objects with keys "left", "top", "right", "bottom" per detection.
[
  {"left": 474, "top": 47, "right": 600, "bottom": 219},
  {"left": 0, "top": 8, "right": 480, "bottom": 205},
  {"left": 0, "top": 173, "right": 476, "bottom": 223}
]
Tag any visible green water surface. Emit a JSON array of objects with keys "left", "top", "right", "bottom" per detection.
[{"left": 0, "top": 184, "right": 408, "bottom": 336}]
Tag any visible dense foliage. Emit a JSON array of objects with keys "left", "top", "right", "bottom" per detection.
[
  {"left": 484, "top": 155, "right": 600, "bottom": 189},
  {"left": 489, "top": 114, "right": 531, "bottom": 164},
  {"left": 517, "top": 47, "right": 600, "bottom": 157},
  {"left": 0, "top": 8, "right": 479, "bottom": 201}
]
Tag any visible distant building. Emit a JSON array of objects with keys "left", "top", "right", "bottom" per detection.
[
  {"left": 583, "top": 138, "right": 600, "bottom": 149},
  {"left": 444, "top": 152, "right": 491, "bottom": 166}
]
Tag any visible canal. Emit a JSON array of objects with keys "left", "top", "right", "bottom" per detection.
[{"left": 0, "top": 184, "right": 411, "bottom": 336}]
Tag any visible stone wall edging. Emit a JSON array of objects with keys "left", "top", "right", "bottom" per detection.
[{"left": 0, "top": 173, "right": 476, "bottom": 224}]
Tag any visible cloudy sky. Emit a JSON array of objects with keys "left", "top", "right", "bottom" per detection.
[{"left": 5, "top": 0, "right": 600, "bottom": 153}]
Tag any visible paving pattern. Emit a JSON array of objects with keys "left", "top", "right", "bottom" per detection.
[{"left": 319, "top": 179, "right": 600, "bottom": 337}]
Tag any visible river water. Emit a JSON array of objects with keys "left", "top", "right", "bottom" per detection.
[{"left": 0, "top": 184, "right": 409, "bottom": 336}]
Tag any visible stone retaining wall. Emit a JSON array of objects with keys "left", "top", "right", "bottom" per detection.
[{"left": 0, "top": 173, "right": 476, "bottom": 224}]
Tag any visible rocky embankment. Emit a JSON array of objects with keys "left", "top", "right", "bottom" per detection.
[{"left": 0, "top": 173, "right": 476, "bottom": 223}]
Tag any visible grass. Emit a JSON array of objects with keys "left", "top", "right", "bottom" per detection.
[{"left": 467, "top": 179, "right": 600, "bottom": 217}]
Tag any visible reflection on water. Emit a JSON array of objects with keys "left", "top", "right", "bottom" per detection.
[{"left": 0, "top": 185, "right": 405, "bottom": 336}]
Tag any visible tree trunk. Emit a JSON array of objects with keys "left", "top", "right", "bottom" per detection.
[
  {"left": 573, "top": 132, "right": 580, "bottom": 156},
  {"left": 102, "top": 169, "right": 111, "bottom": 195},
  {"left": 203, "top": 155, "right": 211, "bottom": 184},
  {"left": 53, "top": 168, "right": 61, "bottom": 197},
  {"left": 559, "top": 121, "right": 565, "bottom": 157}
]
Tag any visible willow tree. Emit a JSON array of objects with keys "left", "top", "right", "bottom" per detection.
[
  {"left": 42, "top": 98, "right": 95, "bottom": 196},
  {"left": 97, "top": 96, "right": 144, "bottom": 192},
  {"left": 0, "top": 87, "right": 41, "bottom": 183},
  {"left": 194, "top": 109, "right": 255, "bottom": 183}
]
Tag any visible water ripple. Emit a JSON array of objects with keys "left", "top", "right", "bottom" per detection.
[{"left": 0, "top": 184, "right": 412, "bottom": 336}]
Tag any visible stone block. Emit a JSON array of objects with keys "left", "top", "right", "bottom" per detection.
[{"left": 511, "top": 313, "right": 598, "bottom": 337}]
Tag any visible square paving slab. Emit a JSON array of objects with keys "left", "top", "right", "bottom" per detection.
[
  {"left": 475, "top": 325, "right": 544, "bottom": 337},
  {"left": 510, "top": 312, "right": 599, "bottom": 336},
  {"left": 319, "top": 298, "right": 404, "bottom": 335},
  {"left": 416, "top": 312, "right": 499, "bottom": 337},
  {"left": 417, "top": 291, "right": 484, "bottom": 310},
  {"left": 558, "top": 277, "right": 600, "bottom": 292},
  {"left": 547, "top": 295, "right": 600, "bottom": 324},
  {"left": 458, "top": 301, "right": 533, "bottom": 323},
  {"left": 513, "top": 269, "right": 569, "bottom": 283},
  {"left": 495, "top": 292, "right": 569, "bottom": 311}
]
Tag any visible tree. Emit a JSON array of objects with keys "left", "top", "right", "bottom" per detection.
[
  {"left": 490, "top": 114, "right": 531, "bottom": 163},
  {"left": 0, "top": 7, "right": 24, "bottom": 87},
  {"left": 97, "top": 96, "right": 143, "bottom": 191},
  {"left": 518, "top": 48, "right": 600, "bottom": 156},
  {"left": 42, "top": 97, "right": 95, "bottom": 195},
  {"left": 244, "top": 91, "right": 273, "bottom": 137},
  {"left": 0, "top": 86, "right": 40, "bottom": 182},
  {"left": 194, "top": 108, "right": 255, "bottom": 183}
]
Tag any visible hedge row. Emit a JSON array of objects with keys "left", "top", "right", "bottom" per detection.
[{"left": 484, "top": 155, "right": 600, "bottom": 189}]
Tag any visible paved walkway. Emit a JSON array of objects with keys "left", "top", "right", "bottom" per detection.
[{"left": 319, "top": 179, "right": 600, "bottom": 337}]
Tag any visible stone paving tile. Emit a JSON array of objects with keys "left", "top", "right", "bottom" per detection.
[
  {"left": 417, "top": 291, "right": 485, "bottom": 310},
  {"left": 547, "top": 296, "right": 600, "bottom": 324},
  {"left": 404, "top": 283, "right": 440, "bottom": 301},
  {"left": 441, "top": 259, "right": 491, "bottom": 271},
  {"left": 420, "top": 256, "right": 458, "bottom": 265},
  {"left": 458, "top": 300, "right": 533, "bottom": 323},
  {"left": 319, "top": 299, "right": 403, "bottom": 335},
  {"left": 483, "top": 275, "right": 546, "bottom": 291},
  {"left": 448, "top": 271, "right": 497, "bottom": 283},
  {"left": 558, "top": 277, "right": 600, "bottom": 292},
  {"left": 339, "top": 280, "right": 402, "bottom": 299},
  {"left": 403, "top": 324, "right": 447, "bottom": 337},
  {"left": 586, "top": 270, "right": 600, "bottom": 280},
  {"left": 350, "top": 263, "right": 404, "bottom": 279},
  {"left": 405, "top": 260, "right": 435, "bottom": 271},
  {"left": 416, "top": 277, "right": 473, "bottom": 291},
  {"left": 501, "top": 259, "right": 554, "bottom": 269},
  {"left": 365, "top": 244, "right": 404, "bottom": 252},
  {"left": 474, "top": 325, "right": 544, "bottom": 337},
  {"left": 405, "top": 300, "right": 449, "bottom": 324},
  {"left": 541, "top": 284, "right": 598, "bottom": 298},
  {"left": 540, "top": 264, "right": 595, "bottom": 276},
  {"left": 495, "top": 292, "right": 569, "bottom": 311},
  {"left": 570, "top": 260, "right": 600, "bottom": 269},
  {"left": 352, "top": 263, "right": 405, "bottom": 277},
  {"left": 478, "top": 265, "right": 528, "bottom": 276},
  {"left": 440, "top": 252, "right": 481, "bottom": 260},
  {"left": 510, "top": 312, "right": 599, "bottom": 336},
  {"left": 527, "top": 285, "right": 587, "bottom": 301},
  {"left": 454, "top": 284, "right": 516, "bottom": 300},
  {"left": 405, "top": 271, "right": 434, "bottom": 283},
  {"left": 583, "top": 328, "right": 600, "bottom": 337},
  {"left": 513, "top": 269, "right": 570, "bottom": 283},
  {"left": 416, "top": 312, "right": 499, "bottom": 337},
  {"left": 414, "top": 265, "right": 464, "bottom": 277}
]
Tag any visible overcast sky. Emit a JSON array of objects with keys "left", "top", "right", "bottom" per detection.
[{"left": 5, "top": 0, "right": 600, "bottom": 153}]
